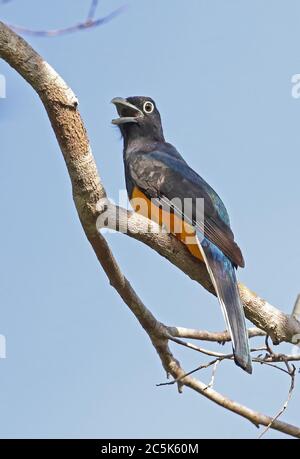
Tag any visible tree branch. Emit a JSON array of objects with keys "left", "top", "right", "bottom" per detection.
[
  {"left": 166, "top": 326, "right": 265, "bottom": 342},
  {"left": 1, "top": 21, "right": 299, "bottom": 438},
  {"left": 3, "top": 2, "right": 126, "bottom": 37}
]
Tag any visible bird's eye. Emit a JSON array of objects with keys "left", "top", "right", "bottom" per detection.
[{"left": 143, "top": 101, "right": 154, "bottom": 114}]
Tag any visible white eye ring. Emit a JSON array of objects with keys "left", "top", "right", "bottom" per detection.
[{"left": 143, "top": 101, "right": 154, "bottom": 114}]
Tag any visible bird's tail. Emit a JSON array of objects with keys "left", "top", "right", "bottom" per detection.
[{"left": 199, "top": 237, "right": 252, "bottom": 374}]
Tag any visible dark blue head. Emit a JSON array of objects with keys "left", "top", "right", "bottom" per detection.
[{"left": 111, "top": 96, "right": 164, "bottom": 148}]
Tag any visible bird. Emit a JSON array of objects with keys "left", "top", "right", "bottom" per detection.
[{"left": 111, "top": 96, "right": 252, "bottom": 374}]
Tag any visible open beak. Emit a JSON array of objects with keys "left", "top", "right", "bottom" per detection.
[{"left": 111, "top": 97, "right": 144, "bottom": 125}]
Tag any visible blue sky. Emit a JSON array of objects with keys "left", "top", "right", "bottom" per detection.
[{"left": 0, "top": 0, "right": 299, "bottom": 439}]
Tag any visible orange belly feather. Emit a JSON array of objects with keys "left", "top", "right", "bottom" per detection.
[{"left": 131, "top": 187, "right": 203, "bottom": 261}]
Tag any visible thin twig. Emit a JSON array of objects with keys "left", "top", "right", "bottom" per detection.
[
  {"left": 87, "top": 0, "right": 99, "bottom": 21},
  {"left": 5, "top": 5, "right": 126, "bottom": 37},
  {"left": 167, "top": 334, "right": 230, "bottom": 358},
  {"left": 160, "top": 340, "right": 299, "bottom": 386},
  {"left": 204, "top": 360, "right": 220, "bottom": 391},
  {"left": 258, "top": 365, "right": 296, "bottom": 439},
  {"left": 156, "top": 358, "right": 220, "bottom": 387},
  {"left": 252, "top": 360, "right": 292, "bottom": 375},
  {"left": 265, "top": 335, "right": 274, "bottom": 355}
]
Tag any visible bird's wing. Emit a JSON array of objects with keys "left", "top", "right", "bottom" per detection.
[{"left": 127, "top": 149, "right": 244, "bottom": 268}]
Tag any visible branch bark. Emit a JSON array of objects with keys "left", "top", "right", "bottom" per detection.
[
  {"left": 167, "top": 326, "right": 265, "bottom": 342},
  {"left": 1, "top": 21, "right": 299, "bottom": 438}
]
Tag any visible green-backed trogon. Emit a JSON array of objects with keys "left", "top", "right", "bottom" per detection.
[{"left": 111, "top": 96, "right": 252, "bottom": 374}]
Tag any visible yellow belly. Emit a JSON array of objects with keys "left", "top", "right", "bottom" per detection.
[{"left": 131, "top": 187, "right": 203, "bottom": 261}]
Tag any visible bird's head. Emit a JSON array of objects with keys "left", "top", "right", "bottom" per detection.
[{"left": 111, "top": 96, "right": 164, "bottom": 147}]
